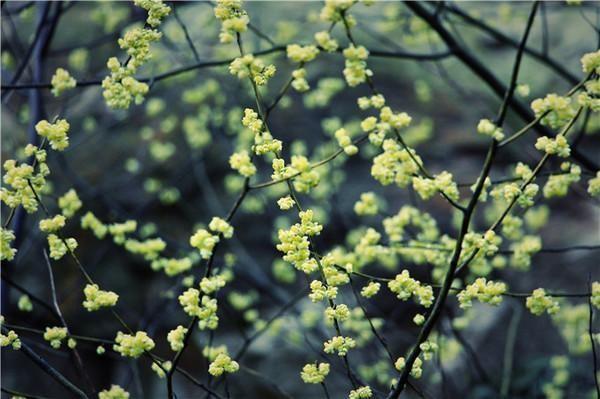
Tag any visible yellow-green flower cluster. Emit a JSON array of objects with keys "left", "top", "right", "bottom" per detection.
[
  {"left": 360, "top": 281, "right": 380, "bottom": 298},
  {"left": 309, "top": 280, "right": 338, "bottom": 302},
  {"left": 35, "top": 119, "right": 70, "bottom": 151},
  {"left": 394, "top": 356, "right": 423, "bottom": 378},
  {"left": 178, "top": 288, "right": 219, "bottom": 329},
  {"left": 58, "top": 189, "right": 81, "bottom": 218},
  {"left": 151, "top": 360, "right": 172, "bottom": 378},
  {"left": 18, "top": 294, "right": 33, "bottom": 312},
  {"left": 509, "top": 235, "right": 542, "bottom": 270},
  {"left": 300, "top": 362, "right": 330, "bottom": 384},
  {"left": 462, "top": 230, "right": 502, "bottom": 257},
  {"left": 272, "top": 156, "right": 320, "bottom": 193},
  {"left": 371, "top": 139, "right": 421, "bottom": 186},
  {"left": 1, "top": 329, "right": 21, "bottom": 350},
  {"left": 314, "top": 31, "right": 338, "bottom": 52},
  {"left": 412, "top": 171, "right": 460, "bottom": 201},
  {"left": 152, "top": 257, "right": 193, "bottom": 276},
  {"left": 419, "top": 340, "right": 438, "bottom": 361},
  {"left": 1, "top": 158, "right": 45, "bottom": 213},
  {"left": 276, "top": 210, "right": 322, "bottom": 274},
  {"left": 543, "top": 162, "right": 580, "bottom": 198},
  {"left": 591, "top": 282, "right": 600, "bottom": 309},
  {"left": 291, "top": 68, "right": 309, "bottom": 92},
  {"left": 587, "top": 171, "right": 600, "bottom": 197},
  {"left": 325, "top": 304, "right": 351, "bottom": 323},
  {"left": 108, "top": 220, "right": 137, "bottom": 244},
  {"left": 413, "top": 314, "right": 425, "bottom": 325},
  {"left": 320, "top": 0, "right": 355, "bottom": 24},
  {"left": 581, "top": 49, "right": 600, "bottom": 74},
  {"left": 47, "top": 234, "right": 77, "bottom": 260},
  {"left": 81, "top": 212, "right": 108, "bottom": 239},
  {"left": 245, "top": 109, "right": 282, "bottom": 155},
  {"left": 113, "top": 331, "right": 155, "bottom": 358},
  {"left": 213, "top": 0, "right": 249, "bottom": 43},
  {"left": 134, "top": 0, "right": 171, "bottom": 27},
  {"left": 167, "top": 325, "right": 188, "bottom": 351},
  {"left": 229, "top": 150, "right": 256, "bottom": 177},
  {"left": 342, "top": 45, "right": 371, "bottom": 87},
  {"left": 388, "top": 270, "right": 434, "bottom": 307},
  {"left": 334, "top": 128, "right": 358, "bottom": 156},
  {"left": 277, "top": 196, "right": 295, "bottom": 210},
  {"left": 287, "top": 44, "right": 319, "bottom": 63},
  {"left": 526, "top": 288, "right": 559, "bottom": 316},
  {"left": 354, "top": 192, "right": 379, "bottom": 216},
  {"left": 190, "top": 228, "right": 219, "bottom": 259},
  {"left": 357, "top": 94, "right": 385, "bottom": 110},
  {"left": 229, "top": 54, "right": 276, "bottom": 86},
  {"left": 200, "top": 275, "right": 227, "bottom": 294},
  {"left": 323, "top": 335, "right": 356, "bottom": 356},
  {"left": 209, "top": 353, "right": 239, "bottom": 376},
  {"left": 39, "top": 215, "right": 66, "bottom": 233},
  {"left": 98, "top": 385, "right": 130, "bottom": 399},
  {"left": 531, "top": 94, "right": 576, "bottom": 129},
  {"left": 1, "top": 228, "right": 17, "bottom": 261},
  {"left": 82, "top": 284, "right": 119, "bottom": 311},
  {"left": 490, "top": 182, "right": 539, "bottom": 208},
  {"left": 349, "top": 386, "right": 373, "bottom": 399},
  {"left": 457, "top": 278, "right": 506, "bottom": 308},
  {"left": 124, "top": 238, "right": 166, "bottom": 260},
  {"left": 477, "top": 118, "right": 504, "bottom": 141},
  {"left": 535, "top": 135, "right": 571, "bottom": 158},
  {"left": 44, "top": 326, "right": 68, "bottom": 349},
  {"left": 51, "top": 68, "right": 76, "bottom": 97}
]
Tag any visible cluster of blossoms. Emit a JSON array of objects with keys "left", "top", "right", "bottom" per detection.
[
  {"left": 189, "top": 217, "right": 233, "bottom": 259},
  {"left": 47, "top": 234, "right": 78, "bottom": 260},
  {"left": 535, "top": 135, "right": 571, "bottom": 158},
  {"left": 229, "top": 54, "right": 276, "bottom": 86},
  {"left": 457, "top": 278, "right": 506, "bottom": 308},
  {"left": 309, "top": 280, "right": 338, "bottom": 302},
  {"left": 108, "top": 220, "right": 137, "bottom": 244},
  {"left": 167, "top": 325, "right": 188, "bottom": 351},
  {"left": 314, "top": 31, "right": 339, "bottom": 52},
  {"left": 102, "top": 0, "right": 170, "bottom": 108},
  {"left": 462, "top": 230, "right": 502, "bottom": 258},
  {"left": 18, "top": 295, "right": 33, "bottom": 312},
  {"left": 357, "top": 94, "right": 386, "bottom": 110},
  {"left": 272, "top": 156, "right": 320, "bottom": 193},
  {"left": 81, "top": 211, "right": 108, "bottom": 239},
  {"left": 395, "top": 356, "right": 424, "bottom": 379},
  {"left": 213, "top": 0, "right": 249, "bottom": 43},
  {"left": 113, "top": 331, "right": 155, "bottom": 358},
  {"left": 58, "top": 189, "right": 82, "bottom": 218},
  {"left": 0, "top": 228, "right": 17, "bottom": 261},
  {"left": 476, "top": 118, "right": 504, "bottom": 141},
  {"left": 287, "top": 44, "right": 319, "bottom": 63},
  {"left": 412, "top": 171, "right": 460, "bottom": 202},
  {"left": 360, "top": 281, "right": 381, "bottom": 298},
  {"left": 277, "top": 196, "right": 295, "bottom": 210},
  {"left": 371, "top": 139, "right": 421, "bottom": 187},
  {"left": 43, "top": 327, "right": 68, "bottom": 349},
  {"left": 354, "top": 192, "right": 380, "bottom": 216},
  {"left": 36, "top": 119, "right": 70, "bottom": 151},
  {"left": 242, "top": 108, "right": 281, "bottom": 155},
  {"left": 208, "top": 353, "right": 239, "bottom": 376},
  {"left": 151, "top": 361, "right": 172, "bottom": 379},
  {"left": 98, "top": 385, "right": 129, "bottom": 399},
  {"left": 490, "top": 181, "right": 539, "bottom": 208},
  {"left": 0, "top": 318, "right": 21, "bottom": 350},
  {"left": 276, "top": 210, "right": 322, "bottom": 274},
  {"left": 50, "top": 68, "right": 76, "bottom": 96},
  {"left": 531, "top": 94, "right": 576, "bottom": 129},
  {"left": 291, "top": 68, "right": 309, "bottom": 92},
  {"left": 124, "top": 238, "right": 166, "bottom": 261},
  {"left": 178, "top": 288, "right": 219, "bottom": 329},
  {"left": 526, "top": 288, "right": 560, "bottom": 316},
  {"left": 581, "top": 49, "right": 600, "bottom": 74},
  {"left": 334, "top": 128, "right": 359, "bottom": 155},
  {"left": 324, "top": 304, "right": 351, "bottom": 323},
  {"left": 388, "top": 270, "right": 434, "bottom": 307},
  {"left": 229, "top": 150, "right": 256, "bottom": 177},
  {"left": 39, "top": 215, "right": 66, "bottom": 232},
  {"left": 419, "top": 340, "right": 439, "bottom": 360},
  {"left": 82, "top": 284, "right": 119, "bottom": 311},
  {"left": 509, "top": 235, "right": 542, "bottom": 270},
  {"left": 343, "top": 45, "right": 371, "bottom": 87},
  {"left": 543, "top": 162, "right": 581, "bottom": 198},
  {"left": 323, "top": 335, "right": 356, "bottom": 356},
  {"left": 300, "top": 362, "right": 330, "bottom": 384},
  {"left": 349, "top": 386, "right": 373, "bottom": 399}
]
